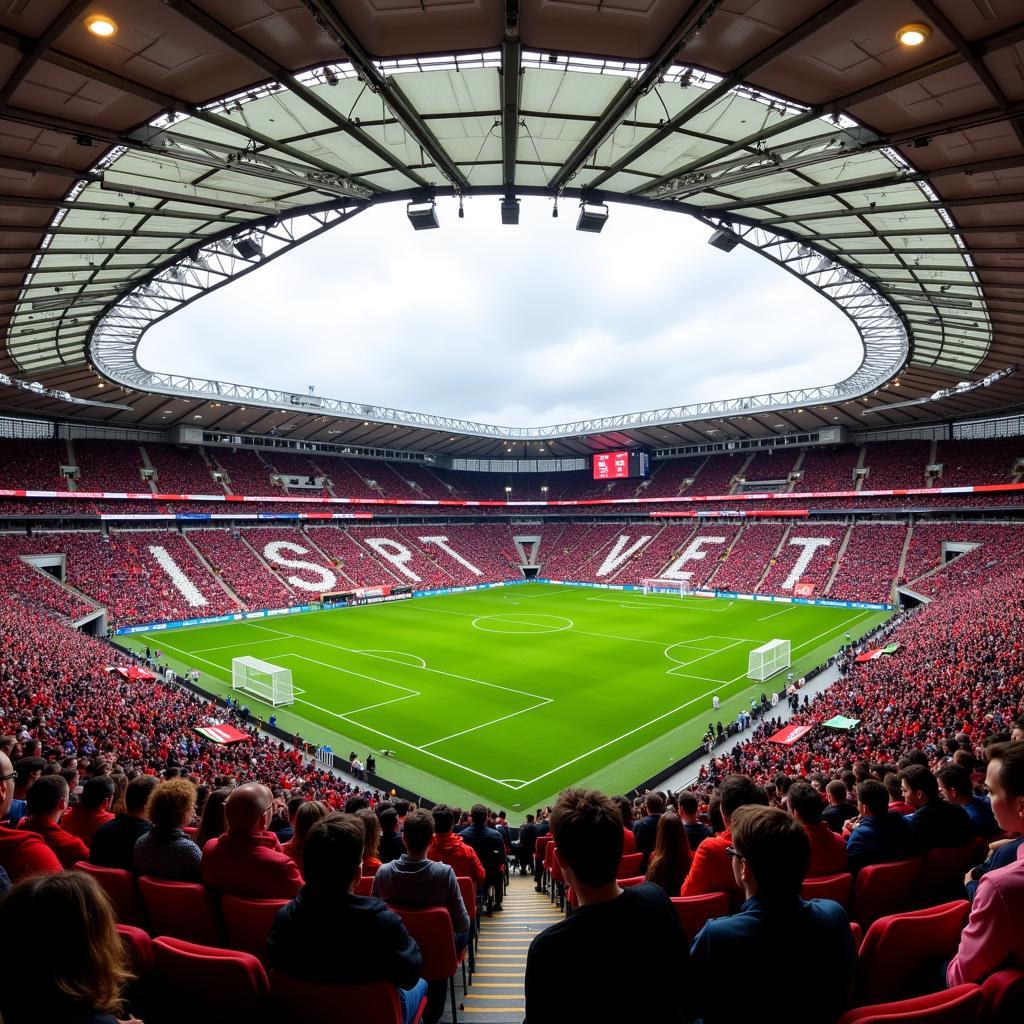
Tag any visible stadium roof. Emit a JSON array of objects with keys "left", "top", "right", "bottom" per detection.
[{"left": 0, "top": 0, "right": 1021, "bottom": 458}]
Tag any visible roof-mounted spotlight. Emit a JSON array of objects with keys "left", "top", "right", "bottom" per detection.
[
  {"left": 85, "top": 14, "right": 117, "bottom": 38},
  {"left": 896, "top": 22, "right": 930, "bottom": 46},
  {"left": 576, "top": 201, "right": 609, "bottom": 234},
  {"left": 406, "top": 199, "right": 439, "bottom": 231},
  {"left": 708, "top": 227, "right": 741, "bottom": 253},
  {"left": 233, "top": 235, "right": 263, "bottom": 260},
  {"left": 500, "top": 196, "right": 520, "bottom": 225}
]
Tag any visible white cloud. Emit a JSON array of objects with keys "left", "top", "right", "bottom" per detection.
[{"left": 140, "top": 198, "right": 861, "bottom": 426}]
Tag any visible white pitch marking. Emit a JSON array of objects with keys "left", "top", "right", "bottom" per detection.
[
  {"left": 248, "top": 620, "right": 551, "bottom": 702},
  {"left": 663, "top": 639, "right": 743, "bottom": 671},
  {"left": 420, "top": 698, "right": 554, "bottom": 749},
  {"left": 272, "top": 653, "right": 419, "bottom": 696},
  {"left": 757, "top": 606, "right": 795, "bottom": 621},
  {"left": 353, "top": 649, "right": 427, "bottom": 669},
  {"left": 471, "top": 613, "right": 574, "bottom": 635},
  {"left": 192, "top": 637, "right": 284, "bottom": 654}
]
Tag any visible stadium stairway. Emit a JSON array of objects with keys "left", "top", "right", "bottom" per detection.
[{"left": 442, "top": 876, "right": 561, "bottom": 1023}]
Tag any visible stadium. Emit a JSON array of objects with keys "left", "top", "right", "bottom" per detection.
[{"left": 0, "top": 2, "right": 1023, "bottom": 1022}]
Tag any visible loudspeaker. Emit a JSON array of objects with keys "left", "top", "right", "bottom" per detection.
[{"left": 708, "top": 228, "right": 740, "bottom": 253}]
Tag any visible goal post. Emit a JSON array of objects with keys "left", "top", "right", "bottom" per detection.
[
  {"left": 641, "top": 578, "right": 692, "bottom": 597},
  {"left": 747, "top": 639, "right": 791, "bottom": 681},
  {"left": 231, "top": 656, "right": 294, "bottom": 707}
]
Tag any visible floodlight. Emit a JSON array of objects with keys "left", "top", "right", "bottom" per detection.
[
  {"left": 896, "top": 22, "right": 930, "bottom": 46},
  {"left": 500, "top": 196, "right": 520, "bottom": 225},
  {"left": 407, "top": 200, "right": 439, "bottom": 230},
  {"left": 233, "top": 235, "right": 262, "bottom": 260},
  {"left": 576, "top": 201, "right": 609, "bottom": 233},
  {"left": 708, "top": 227, "right": 740, "bottom": 252}
]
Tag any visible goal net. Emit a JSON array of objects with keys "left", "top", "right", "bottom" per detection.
[
  {"left": 747, "top": 639, "right": 791, "bottom": 681},
  {"left": 232, "top": 656, "right": 294, "bottom": 707},
  {"left": 641, "top": 578, "right": 692, "bottom": 597}
]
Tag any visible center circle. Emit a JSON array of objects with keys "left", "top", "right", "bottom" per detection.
[{"left": 471, "top": 613, "right": 574, "bottom": 635}]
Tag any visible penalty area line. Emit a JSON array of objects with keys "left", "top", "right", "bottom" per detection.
[{"left": 420, "top": 698, "right": 554, "bottom": 750}]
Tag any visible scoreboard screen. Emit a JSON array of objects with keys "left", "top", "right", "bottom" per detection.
[{"left": 592, "top": 450, "right": 649, "bottom": 480}]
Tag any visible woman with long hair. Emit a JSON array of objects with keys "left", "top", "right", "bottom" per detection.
[
  {"left": 282, "top": 800, "right": 328, "bottom": 874},
  {"left": 645, "top": 812, "right": 691, "bottom": 895},
  {"left": 194, "top": 786, "right": 231, "bottom": 850},
  {"left": 0, "top": 871, "right": 142, "bottom": 1023},
  {"left": 357, "top": 806, "right": 383, "bottom": 875}
]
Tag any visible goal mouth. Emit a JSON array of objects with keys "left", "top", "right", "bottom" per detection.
[
  {"left": 641, "top": 578, "right": 694, "bottom": 597},
  {"left": 747, "top": 639, "right": 791, "bottom": 681},
  {"left": 232, "top": 655, "right": 295, "bottom": 708}
]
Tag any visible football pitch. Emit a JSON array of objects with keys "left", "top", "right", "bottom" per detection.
[{"left": 116, "top": 584, "right": 890, "bottom": 809}]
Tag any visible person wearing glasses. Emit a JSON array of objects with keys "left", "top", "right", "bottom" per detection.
[
  {"left": 201, "top": 782, "right": 303, "bottom": 899},
  {"left": 690, "top": 805, "right": 855, "bottom": 1024},
  {"left": 0, "top": 750, "right": 61, "bottom": 883}
]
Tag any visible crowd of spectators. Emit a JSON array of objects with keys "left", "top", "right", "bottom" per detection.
[
  {"left": 828, "top": 522, "right": 907, "bottom": 603},
  {"left": 706, "top": 523, "right": 786, "bottom": 593},
  {"left": 186, "top": 528, "right": 296, "bottom": 610},
  {"left": 143, "top": 443, "right": 222, "bottom": 494}
]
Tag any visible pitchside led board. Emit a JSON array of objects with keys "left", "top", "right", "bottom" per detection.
[{"left": 592, "top": 450, "right": 650, "bottom": 481}]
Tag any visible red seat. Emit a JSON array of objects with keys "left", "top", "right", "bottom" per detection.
[
  {"left": 270, "top": 971, "right": 426, "bottom": 1024},
  {"left": 852, "top": 858, "right": 922, "bottom": 927},
  {"left": 850, "top": 922, "right": 863, "bottom": 953},
  {"left": 981, "top": 968, "right": 1024, "bottom": 1024},
  {"left": 221, "top": 894, "right": 288, "bottom": 961},
  {"left": 802, "top": 872, "right": 853, "bottom": 909},
  {"left": 617, "top": 875, "right": 646, "bottom": 888},
  {"left": 617, "top": 852, "right": 643, "bottom": 878},
  {"left": 916, "top": 841, "right": 985, "bottom": 906},
  {"left": 151, "top": 936, "right": 270, "bottom": 1024},
  {"left": 354, "top": 876, "right": 374, "bottom": 896},
  {"left": 73, "top": 861, "right": 144, "bottom": 926},
  {"left": 671, "top": 892, "right": 729, "bottom": 942},
  {"left": 856, "top": 900, "right": 970, "bottom": 1005},
  {"left": 392, "top": 905, "right": 465, "bottom": 1024},
  {"left": 117, "top": 923, "right": 154, "bottom": 975},
  {"left": 550, "top": 848, "right": 567, "bottom": 910},
  {"left": 837, "top": 983, "right": 982, "bottom": 1023},
  {"left": 455, "top": 876, "right": 478, "bottom": 972},
  {"left": 138, "top": 875, "right": 224, "bottom": 946}
]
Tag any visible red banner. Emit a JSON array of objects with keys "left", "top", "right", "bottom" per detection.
[
  {"left": 794, "top": 582, "right": 816, "bottom": 597},
  {"left": 768, "top": 724, "right": 813, "bottom": 745}
]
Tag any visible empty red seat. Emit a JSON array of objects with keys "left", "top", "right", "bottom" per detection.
[
  {"left": 916, "top": 841, "right": 985, "bottom": 906},
  {"left": 270, "top": 971, "right": 426, "bottom": 1024},
  {"left": 354, "top": 876, "right": 374, "bottom": 896},
  {"left": 74, "top": 861, "right": 144, "bottom": 926},
  {"left": 138, "top": 875, "right": 223, "bottom": 946},
  {"left": 837, "top": 983, "right": 982, "bottom": 1023},
  {"left": 803, "top": 872, "right": 853, "bottom": 909},
  {"left": 856, "top": 900, "right": 970, "bottom": 1004},
  {"left": 151, "top": 936, "right": 269, "bottom": 1024},
  {"left": 852, "top": 858, "right": 922, "bottom": 927},
  {"left": 981, "top": 967, "right": 1024, "bottom": 1024},
  {"left": 221, "top": 894, "right": 288, "bottom": 961},
  {"left": 617, "top": 852, "right": 643, "bottom": 878},
  {"left": 671, "top": 892, "right": 729, "bottom": 942}
]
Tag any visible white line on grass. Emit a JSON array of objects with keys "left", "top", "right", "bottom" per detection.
[
  {"left": 144, "top": 636, "right": 519, "bottom": 790},
  {"left": 420, "top": 698, "right": 554, "bottom": 750},
  {"left": 245, "top": 621, "right": 552, "bottom": 702},
  {"left": 757, "top": 606, "right": 795, "bottom": 621},
  {"left": 272, "top": 654, "right": 419, "bottom": 696},
  {"left": 192, "top": 637, "right": 284, "bottom": 654},
  {"left": 512, "top": 677, "right": 734, "bottom": 791},
  {"left": 663, "top": 640, "right": 743, "bottom": 672}
]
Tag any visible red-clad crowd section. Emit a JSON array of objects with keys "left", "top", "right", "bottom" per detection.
[
  {"left": 0, "top": 520, "right": 1022, "bottom": 628},
  {"left": 0, "top": 437, "right": 1019, "bottom": 515}
]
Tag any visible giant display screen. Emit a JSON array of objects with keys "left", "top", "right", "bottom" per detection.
[{"left": 593, "top": 450, "right": 649, "bottom": 480}]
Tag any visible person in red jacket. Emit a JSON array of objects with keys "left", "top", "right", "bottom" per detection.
[
  {"left": 787, "top": 782, "right": 848, "bottom": 877},
  {"left": 0, "top": 751, "right": 61, "bottom": 883},
  {"left": 427, "top": 804, "right": 485, "bottom": 889},
  {"left": 16, "top": 775, "right": 90, "bottom": 869},
  {"left": 680, "top": 774, "right": 768, "bottom": 901},
  {"left": 202, "top": 782, "right": 303, "bottom": 899},
  {"left": 60, "top": 774, "right": 115, "bottom": 844}
]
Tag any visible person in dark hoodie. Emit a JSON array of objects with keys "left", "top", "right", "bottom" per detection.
[
  {"left": 267, "top": 813, "right": 426, "bottom": 1024},
  {"left": 844, "top": 779, "right": 915, "bottom": 872}
]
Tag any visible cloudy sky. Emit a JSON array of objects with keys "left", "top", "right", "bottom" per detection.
[{"left": 141, "top": 198, "right": 861, "bottom": 427}]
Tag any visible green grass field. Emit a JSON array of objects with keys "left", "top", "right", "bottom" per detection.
[{"left": 116, "top": 584, "right": 890, "bottom": 809}]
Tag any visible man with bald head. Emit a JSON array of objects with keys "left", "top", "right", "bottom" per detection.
[
  {"left": 201, "top": 782, "right": 303, "bottom": 898},
  {"left": 0, "top": 750, "right": 61, "bottom": 882}
]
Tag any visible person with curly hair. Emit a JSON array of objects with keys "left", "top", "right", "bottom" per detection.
[{"left": 133, "top": 777, "right": 201, "bottom": 882}]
